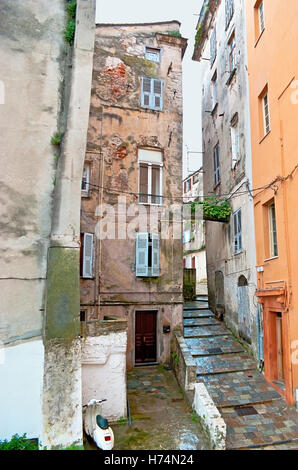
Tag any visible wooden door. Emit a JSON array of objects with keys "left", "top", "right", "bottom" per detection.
[
  {"left": 135, "top": 311, "right": 157, "bottom": 364},
  {"left": 276, "top": 314, "right": 284, "bottom": 381}
]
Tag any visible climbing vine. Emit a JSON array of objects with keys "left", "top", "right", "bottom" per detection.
[{"left": 64, "top": 1, "right": 77, "bottom": 46}]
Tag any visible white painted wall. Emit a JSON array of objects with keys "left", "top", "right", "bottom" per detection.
[
  {"left": 81, "top": 331, "right": 127, "bottom": 421},
  {"left": 0, "top": 339, "right": 44, "bottom": 441}
]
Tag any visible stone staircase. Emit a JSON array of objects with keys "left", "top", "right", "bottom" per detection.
[{"left": 183, "top": 299, "right": 298, "bottom": 450}]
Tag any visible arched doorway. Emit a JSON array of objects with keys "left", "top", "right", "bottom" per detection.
[{"left": 237, "top": 275, "right": 251, "bottom": 343}]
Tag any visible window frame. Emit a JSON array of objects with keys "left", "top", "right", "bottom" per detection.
[
  {"left": 81, "top": 163, "right": 90, "bottom": 197},
  {"left": 211, "top": 70, "right": 218, "bottom": 110},
  {"left": 230, "top": 113, "right": 240, "bottom": 168},
  {"left": 213, "top": 144, "right": 220, "bottom": 187},
  {"left": 262, "top": 91, "right": 270, "bottom": 136},
  {"left": 145, "top": 47, "right": 161, "bottom": 63},
  {"left": 225, "top": 0, "right": 235, "bottom": 30},
  {"left": 268, "top": 202, "right": 278, "bottom": 258},
  {"left": 258, "top": 1, "right": 265, "bottom": 35},
  {"left": 228, "top": 31, "right": 236, "bottom": 75},
  {"left": 141, "top": 76, "right": 164, "bottom": 111},
  {"left": 81, "top": 232, "right": 94, "bottom": 279},
  {"left": 234, "top": 209, "right": 242, "bottom": 255},
  {"left": 136, "top": 232, "right": 160, "bottom": 277},
  {"left": 138, "top": 149, "right": 163, "bottom": 206},
  {"left": 210, "top": 27, "right": 217, "bottom": 66}
]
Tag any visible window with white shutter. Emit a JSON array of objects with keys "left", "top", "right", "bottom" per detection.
[
  {"left": 136, "top": 233, "right": 149, "bottom": 277},
  {"left": 210, "top": 28, "right": 217, "bottom": 66},
  {"left": 141, "top": 77, "right": 164, "bottom": 111},
  {"left": 136, "top": 233, "right": 160, "bottom": 277},
  {"left": 82, "top": 233, "right": 94, "bottom": 278},
  {"left": 225, "top": 0, "right": 234, "bottom": 29},
  {"left": 145, "top": 47, "right": 161, "bottom": 63},
  {"left": 213, "top": 144, "right": 220, "bottom": 187},
  {"left": 138, "top": 149, "right": 163, "bottom": 205},
  {"left": 151, "top": 233, "right": 160, "bottom": 277},
  {"left": 234, "top": 209, "right": 242, "bottom": 254}
]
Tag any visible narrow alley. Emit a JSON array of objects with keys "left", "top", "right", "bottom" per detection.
[{"left": 184, "top": 299, "right": 298, "bottom": 450}]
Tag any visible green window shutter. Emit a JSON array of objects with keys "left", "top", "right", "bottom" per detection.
[
  {"left": 151, "top": 233, "right": 160, "bottom": 277},
  {"left": 136, "top": 233, "right": 149, "bottom": 277},
  {"left": 83, "top": 233, "right": 94, "bottom": 278}
]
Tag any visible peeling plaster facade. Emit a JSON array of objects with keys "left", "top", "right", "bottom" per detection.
[
  {"left": 0, "top": 0, "right": 95, "bottom": 448},
  {"left": 80, "top": 22, "right": 187, "bottom": 368},
  {"left": 193, "top": 1, "right": 258, "bottom": 356}
]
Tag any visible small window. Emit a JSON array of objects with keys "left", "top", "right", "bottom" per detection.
[
  {"left": 141, "top": 77, "right": 164, "bottom": 111},
  {"left": 136, "top": 233, "right": 160, "bottom": 277},
  {"left": 193, "top": 174, "right": 199, "bottom": 184},
  {"left": 228, "top": 32, "right": 236, "bottom": 74},
  {"left": 225, "top": 0, "right": 234, "bottom": 29},
  {"left": 258, "top": 2, "right": 265, "bottom": 34},
  {"left": 234, "top": 209, "right": 242, "bottom": 254},
  {"left": 210, "top": 28, "right": 217, "bottom": 66},
  {"left": 145, "top": 47, "right": 161, "bottom": 63},
  {"left": 211, "top": 71, "right": 218, "bottom": 109},
  {"left": 230, "top": 113, "right": 240, "bottom": 168},
  {"left": 138, "top": 149, "right": 163, "bottom": 205},
  {"left": 80, "top": 311, "right": 86, "bottom": 322},
  {"left": 80, "top": 233, "right": 94, "bottom": 279},
  {"left": 213, "top": 144, "right": 220, "bottom": 187},
  {"left": 262, "top": 91, "right": 270, "bottom": 136},
  {"left": 185, "top": 178, "right": 192, "bottom": 192},
  {"left": 81, "top": 164, "right": 90, "bottom": 196},
  {"left": 268, "top": 203, "right": 278, "bottom": 257}
]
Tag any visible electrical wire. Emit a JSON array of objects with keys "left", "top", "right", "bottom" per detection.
[{"left": 81, "top": 162, "right": 298, "bottom": 203}]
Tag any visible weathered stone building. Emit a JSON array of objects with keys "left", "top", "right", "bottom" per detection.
[
  {"left": 80, "top": 22, "right": 187, "bottom": 368},
  {"left": 193, "top": 0, "right": 258, "bottom": 356},
  {"left": 0, "top": 0, "right": 95, "bottom": 448}
]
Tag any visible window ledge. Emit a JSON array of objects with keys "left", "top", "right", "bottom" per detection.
[
  {"left": 254, "top": 28, "right": 265, "bottom": 48},
  {"left": 259, "top": 130, "right": 271, "bottom": 144},
  {"left": 213, "top": 182, "right": 221, "bottom": 191},
  {"left": 264, "top": 256, "right": 279, "bottom": 262},
  {"left": 234, "top": 250, "right": 243, "bottom": 256}
]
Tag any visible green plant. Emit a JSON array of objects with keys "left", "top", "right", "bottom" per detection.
[
  {"left": 191, "top": 412, "right": 198, "bottom": 423},
  {"left": 51, "top": 132, "right": 63, "bottom": 146},
  {"left": 64, "top": 1, "right": 77, "bottom": 45},
  {"left": 195, "top": 25, "right": 202, "bottom": 46},
  {"left": 172, "top": 352, "right": 179, "bottom": 365},
  {"left": 0, "top": 434, "right": 38, "bottom": 450},
  {"left": 167, "top": 31, "right": 182, "bottom": 38},
  {"left": 190, "top": 197, "right": 231, "bottom": 223},
  {"left": 118, "top": 417, "right": 128, "bottom": 424},
  {"left": 52, "top": 177, "right": 56, "bottom": 186}
]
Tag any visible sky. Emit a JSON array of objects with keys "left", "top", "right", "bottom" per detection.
[{"left": 95, "top": 0, "right": 204, "bottom": 179}]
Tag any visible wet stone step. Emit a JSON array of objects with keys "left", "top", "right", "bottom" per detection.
[
  {"left": 184, "top": 325, "right": 232, "bottom": 338},
  {"left": 199, "top": 371, "right": 281, "bottom": 408},
  {"left": 183, "top": 317, "right": 220, "bottom": 327},
  {"left": 223, "top": 399, "right": 298, "bottom": 450},
  {"left": 184, "top": 302, "right": 209, "bottom": 310},
  {"left": 195, "top": 353, "right": 256, "bottom": 376},
  {"left": 183, "top": 309, "right": 214, "bottom": 319},
  {"left": 185, "top": 335, "right": 244, "bottom": 356}
]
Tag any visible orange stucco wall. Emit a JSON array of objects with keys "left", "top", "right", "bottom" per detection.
[{"left": 246, "top": 0, "right": 298, "bottom": 404}]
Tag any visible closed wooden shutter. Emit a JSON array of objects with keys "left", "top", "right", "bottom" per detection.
[
  {"left": 141, "top": 77, "right": 163, "bottom": 111},
  {"left": 152, "top": 79, "right": 163, "bottom": 110},
  {"left": 136, "top": 233, "right": 149, "bottom": 277},
  {"left": 141, "top": 77, "right": 151, "bottom": 108},
  {"left": 151, "top": 233, "right": 160, "bottom": 277},
  {"left": 83, "top": 233, "right": 94, "bottom": 278}
]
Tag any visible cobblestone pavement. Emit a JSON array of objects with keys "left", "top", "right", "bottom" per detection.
[
  {"left": 184, "top": 299, "right": 298, "bottom": 450},
  {"left": 112, "top": 366, "right": 210, "bottom": 450}
]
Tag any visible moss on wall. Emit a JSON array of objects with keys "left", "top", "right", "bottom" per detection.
[{"left": 45, "top": 246, "right": 80, "bottom": 340}]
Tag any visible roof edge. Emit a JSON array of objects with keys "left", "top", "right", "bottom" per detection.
[
  {"left": 192, "top": 0, "right": 221, "bottom": 62},
  {"left": 96, "top": 20, "right": 181, "bottom": 27}
]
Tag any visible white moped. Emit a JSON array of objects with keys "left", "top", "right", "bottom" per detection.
[{"left": 83, "top": 399, "right": 114, "bottom": 450}]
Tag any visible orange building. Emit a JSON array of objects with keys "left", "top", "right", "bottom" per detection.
[{"left": 246, "top": 0, "right": 298, "bottom": 405}]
